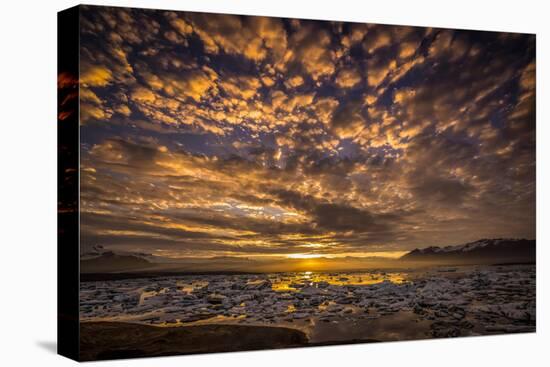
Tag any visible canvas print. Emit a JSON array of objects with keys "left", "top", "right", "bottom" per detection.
[{"left": 58, "top": 4, "right": 536, "bottom": 361}]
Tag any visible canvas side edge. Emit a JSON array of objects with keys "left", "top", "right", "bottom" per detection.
[{"left": 57, "top": 5, "right": 80, "bottom": 362}]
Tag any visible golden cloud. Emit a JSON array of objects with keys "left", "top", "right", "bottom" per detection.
[
  {"left": 363, "top": 29, "right": 392, "bottom": 54},
  {"left": 185, "top": 13, "right": 288, "bottom": 63},
  {"left": 289, "top": 25, "right": 335, "bottom": 80},
  {"left": 428, "top": 31, "right": 453, "bottom": 58},
  {"left": 285, "top": 75, "right": 305, "bottom": 88},
  {"left": 166, "top": 13, "right": 193, "bottom": 35},
  {"left": 80, "top": 65, "right": 113, "bottom": 87},
  {"left": 367, "top": 58, "right": 397, "bottom": 87},
  {"left": 335, "top": 67, "right": 362, "bottom": 88},
  {"left": 220, "top": 75, "right": 261, "bottom": 100},
  {"left": 314, "top": 97, "right": 339, "bottom": 124},
  {"left": 399, "top": 41, "right": 418, "bottom": 59},
  {"left": 77, "top": 7, "right": 535, "bottom": 256}
]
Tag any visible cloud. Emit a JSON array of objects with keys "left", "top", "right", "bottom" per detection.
[
  {"left": 177, "top": 69, "right": 219, "bottom": 102},
  {"left": 410, "top": 173, "right": 474, "bottom": 206},
  {"left": 287, "top": 23, "right": 336, "bottom": 80},
  {"left": 519, "top": 61, "right": 535, "bottom": 91},
  {"left": 261, "top": 75, "right": 276, "bottom": 87},
  {"left": 427, "top": 30, "right": 469, "bottom": 62},
  {"left": 362, "top": 27, "right": 392, "bottom": 54},
  {"left": 285, "top": 93, "right": 316, "bottom": 112},
  {"left": 367, "top": 56, "right": 397, "bottom": 87},
  {"left": 183, "top": 13, "right": 287, "bottom": 63},
  {"left": 115, "top": 104, "right": 132, "bottom": 116},
  {"left": 341, "top": 24, "right": 369, "bottom": 48},
  {"left": 285, "top": 74, "right": 305, "bottom": 88},
  {"left": 166, "top": 12, "right": 193, "bottom": 35},
  {"left": 249, "top": 16, "right": 288, "bottom": 59},
  {"left": 79, "top": 87, "right": 114, "bottom": 123},
  {"left": 80, "top": 65, "right": 113, "bottom": 87},
  {"left": 131, "top": 86, "right": 156, "bottom": 103},
  {"left": 314, "top": 97, "right": 339, "bottom": 125},
  {"left": 335, "top": 67, "right": 362, "bottom": 88},
  {"left": 330, "top": 99, "right": 366, "bottom": 139},
  {"left": 312, "top": 203, "right": 379, "bottom": 232},
  {"left": 428, "top": 31, "right": 453, "bottom": 58},
  {"left": 77, "top": 6, "right": 536, "bottom": 256},
  {"left": 220, "top": 75, "right": 261, "bottom": 100},
  {"left": 398, "top": 41, "right": 418, "bottom": 59}
]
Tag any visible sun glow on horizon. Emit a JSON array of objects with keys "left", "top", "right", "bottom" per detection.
[
  {"left": 285, "top": 251, "right": 408, "bottom": 260},
  {"left": 286, "top": 253, "right": 325, "bottom": 259}
]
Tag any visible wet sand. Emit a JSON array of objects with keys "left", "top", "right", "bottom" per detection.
[
  {"left": 308, "top": 311, "right": 433, "bottom": 343},
  {"left": 79, "top": 322, "right": 308, "bottom": 361}
]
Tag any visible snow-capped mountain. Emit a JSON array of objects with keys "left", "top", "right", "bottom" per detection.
[
  {"left": 80, "top": 244, "right": 107, "bottom": 260},
  {"left": 401, "top": 238, "right": 535, "bottom": 264},
  {"left": 80, "top": 244, "right": 159, "bottom": 262}
]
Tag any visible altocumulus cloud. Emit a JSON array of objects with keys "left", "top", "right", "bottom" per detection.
[{"left": 78, "top": 5, "right": 535, "bottom": 258}]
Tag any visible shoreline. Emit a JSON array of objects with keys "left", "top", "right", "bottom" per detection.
[
  {"left": 79, "top": 321, "right": 309, "bottom": 361},
  {"left": 79, "top": 318, "right": 534, "bottom": 361}
]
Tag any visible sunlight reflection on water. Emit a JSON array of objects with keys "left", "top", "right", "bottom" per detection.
[{"left": 270, "top": 271, "right": 407, "bottom": 292}]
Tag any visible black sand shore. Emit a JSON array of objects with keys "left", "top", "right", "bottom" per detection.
[{"left": 79, "top": 322, "right": 309, "bottom": 361}]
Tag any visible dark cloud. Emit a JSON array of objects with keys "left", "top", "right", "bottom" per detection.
[
  {"left": 330, "top": 98, "right": 366, "bottom": 139},
  {"left": 270, "top": 189, "right": 393, "bottom": 233},
  {"left": 312, "top": 203, "right": 379, "bottom": 232},
  {"left": 410, "top": 175, "right": 474, "bottom": 206}
]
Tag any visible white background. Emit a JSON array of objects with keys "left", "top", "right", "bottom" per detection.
[{"left": 0, "top": 0, "right": 548, "bottom": 365}]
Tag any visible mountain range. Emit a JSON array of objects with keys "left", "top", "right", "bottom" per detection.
[{"left": 400, "top": 238, "right": 535, "bottom": 264}]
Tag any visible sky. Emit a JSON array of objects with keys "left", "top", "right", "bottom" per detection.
[{"left": 78, "top": 5, "right": 535, "bottom": 260}]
